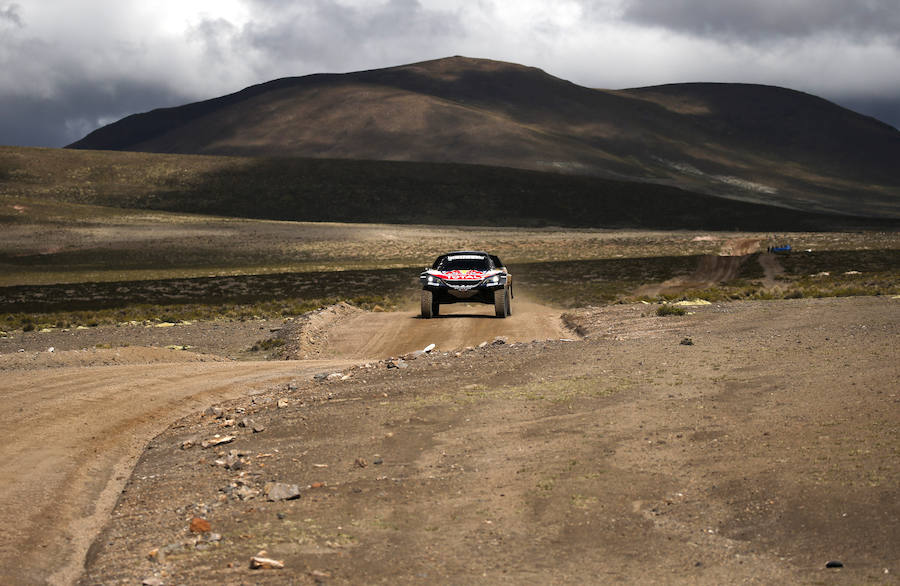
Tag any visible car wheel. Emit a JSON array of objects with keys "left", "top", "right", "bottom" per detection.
[
  {"left": 494, "top": 288, "right": 507, "bottom": 318},
  {"left": 421, "top": 290, "right": 433, "bottom": 318}
]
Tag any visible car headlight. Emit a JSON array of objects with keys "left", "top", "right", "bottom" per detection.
[
  {"left": 427, "top": 276, "right": 439, "bottom": 285},
  {"left": 489, "top": 275, "right": 500, "bottom": 284}
]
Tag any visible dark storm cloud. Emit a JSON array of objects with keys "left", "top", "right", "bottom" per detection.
[
  {"left": 216, "top": 0, "right": 465, "bottom": 71},
  {"left": 0, "top": 79, "right": 191, "bottom": 147},
  {"left": 619, "top": 0, "right": 900, "bottom": 44}
]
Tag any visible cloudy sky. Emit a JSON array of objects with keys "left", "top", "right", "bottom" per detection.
[{"left": 2, "top": 0, "right": 898, "bottom": 147}]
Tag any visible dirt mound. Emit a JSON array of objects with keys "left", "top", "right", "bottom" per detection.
[
  {"left": 0, "top": 346, "right": 225, "bottom": 371},
  {"left": 277, "top": 302, "right": 364, "bottom": 359}
]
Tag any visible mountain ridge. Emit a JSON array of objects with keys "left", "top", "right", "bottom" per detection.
[{"left": 68, "top": 56, "right": 900, "bottom": 219}]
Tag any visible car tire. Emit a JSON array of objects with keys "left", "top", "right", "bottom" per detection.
[
  {"left": 494, "top": 288, "right": 507, "bottom": 318},
  {"left": 433, "top": 298, "right": 440, "bottom": 316},
  {"left": 506, "top": 289, "right": 511, "bottom": 316},
  {"left": 421, "top": 290, "right": 433, "bottom": 319}
]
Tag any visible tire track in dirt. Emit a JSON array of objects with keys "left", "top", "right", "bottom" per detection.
[
  {"left": 0, "top": 359, "right": 354, "bottom": 586},
  {"left": 316, "top": 299, "right": 568, "bottom": 359}
]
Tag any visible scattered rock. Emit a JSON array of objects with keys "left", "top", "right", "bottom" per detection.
[
  {"left": 252, "top": 423, "right": 266, "bottom": 433},
  {"left": 189, "top": 517, "right": 211, "bottom": 533},
  {"left": 277, "top": 399, "right": 289, "bottom": 409},
  {"left": 680, "top": 337, "right": 694, "bottom": 346},
  {"left": 326, "top": 372, "right": 343, "bottom": 380},
  {"left": 313, "top": 372, "right": 328, "bottom": 381},
  {"left": 423, "top": 343, "right": 436, "bottom": 353},
  {"left": 180, "top": 440, "right": 194, "bottom": 450},
  {"left": 492, "top": 336, "right": 507, "bottom": 345},
  {"left": 373, "top": 457, "right": 384, "bottom": 465},
  {"left": 825, "top": 561, "right": 844, "bottom": 568},
  {"left": 478, "top": 341, "right": 488, "bottom": 348},
  {"left": 355, "top": 457, "right": 369, "bottom": 468},
  {"left": 265, "top": 482, "right": 301, "bottom": 501},
  {"left": 142, "top": 577, "right": 165, "bottom": 586}
]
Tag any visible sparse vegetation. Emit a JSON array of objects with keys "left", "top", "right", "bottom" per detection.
[
  {"left": 656, "top": 305, "right": 687, "bottom": 317},
  {"left": 250, "top": 337, "right": 285, "bottom": 352}
]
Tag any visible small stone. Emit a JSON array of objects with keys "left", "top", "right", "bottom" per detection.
[
  {"left": 250, "top": 555, "right": 284, "bottom": 570},
  {"left": 313, "top": 373, "right": 328, "bottom": 381},
  {"left": 189, "top": 517, "right": 211, "bottom": 533},
  {"left": 235, "top": 486, "right": 259, "bottom": 500},
  {"left": 680, "top": 337, "right": 694, "bottom": 346},
  {"left": 825, "top": 561, "right": 844, "bottom": 568},
  {"left": 252, "top": 423, "right": 266, "bottom": 433},
  {"left": 180, "top": 440, "right": 194, "bottom": 450},
  {"left": 327, "top": 372, "right": 343, "bottom": 380},
  {"left": 478, "top": 341, "right": 488, "bottom": 348},
  {"left": 205, "top": 406, "right": 225, "bottom": 419},
  {"left": 355, "top": 457, "right": 369, "bottom": 468},
  {"left": 142, "top": 578, "right": 165, "bottom": 586},
  {"left": 277, "top": 399, "right": 289, "bottom": 409},
  {"left": 396, "top": 360, "right": 408, "bottom": 369},
  {"left": 238, "top": 418, "right": 250, "bottom": 428},
  {"left": 265, "top": 482, "right": 301, "bottom": 501},
  {"left": 201, "top": 435, "right": 235, "bottom": 449},
  {"left": 224, "top": 455, "right": 243, "bottom": 470},
  {"left": 288, "top": 382, "right": 298, "bottom": 390},
  {"left": 491, "top": 336, "right": 507, "bottom": 345},
  {"left": 373, "top": 457, "right": 383, "bottom": 465}
]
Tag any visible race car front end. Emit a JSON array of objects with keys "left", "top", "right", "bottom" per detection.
[{"left": 420, "top": 268, "right": 508, "bottom": 305}]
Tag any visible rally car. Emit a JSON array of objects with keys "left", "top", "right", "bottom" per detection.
[{"left": 419, "top": 251, "right": 512, "bottom": 318}]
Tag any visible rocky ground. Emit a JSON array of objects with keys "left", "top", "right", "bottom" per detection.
[{"left": 29, "top": 296, "right": 894, "bottom": 585}]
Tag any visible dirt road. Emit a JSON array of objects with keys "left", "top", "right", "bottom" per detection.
[
  {"left": 74, "top": 296, "right": 898, "bottom": 585},
  {"left": 0, "top": 358, "right": 355, "bottom": 585},
  {"left": 3, "top": 296, "right": 899, "bottom": 585},
  {"left": 0, "top": 300, "right": 568, "bottom": 585},
  {"left": 320, "top": 300, "right": 567, "bottom": 359}
]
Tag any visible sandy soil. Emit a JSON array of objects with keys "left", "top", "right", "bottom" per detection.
[
  {"left": 0, "top": 357, "right": 357, "bottom": 585},
  {"left": 2, "top": 295, "right": 896, "bottom": 584}
]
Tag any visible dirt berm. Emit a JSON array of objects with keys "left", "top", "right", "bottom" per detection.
[{"left": 71, "top": 296, "right": 898, "bottom": 585}]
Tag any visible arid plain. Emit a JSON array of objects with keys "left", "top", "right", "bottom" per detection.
[{"left": 1, "top": 199, "right": 898, "bottom": 584}]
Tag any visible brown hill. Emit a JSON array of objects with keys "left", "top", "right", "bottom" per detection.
[{"left": 68, "top": 56, "right": 900, "bottom": 218}]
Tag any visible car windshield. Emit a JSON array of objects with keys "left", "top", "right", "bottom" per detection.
[{"left": 436, "top": 255, "right": 490, "bottom": 272}]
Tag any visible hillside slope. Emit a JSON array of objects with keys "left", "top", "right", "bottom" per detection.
[
  {"left": 3, "top": 146, "right": 895, "bottom": 231},
  {"left": 68, "top": 56, "right": 900, "bottom": 218}
]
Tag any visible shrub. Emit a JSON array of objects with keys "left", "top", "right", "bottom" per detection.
[{"left": 656, "top": 304, "right": 686, "bottom": 317}]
